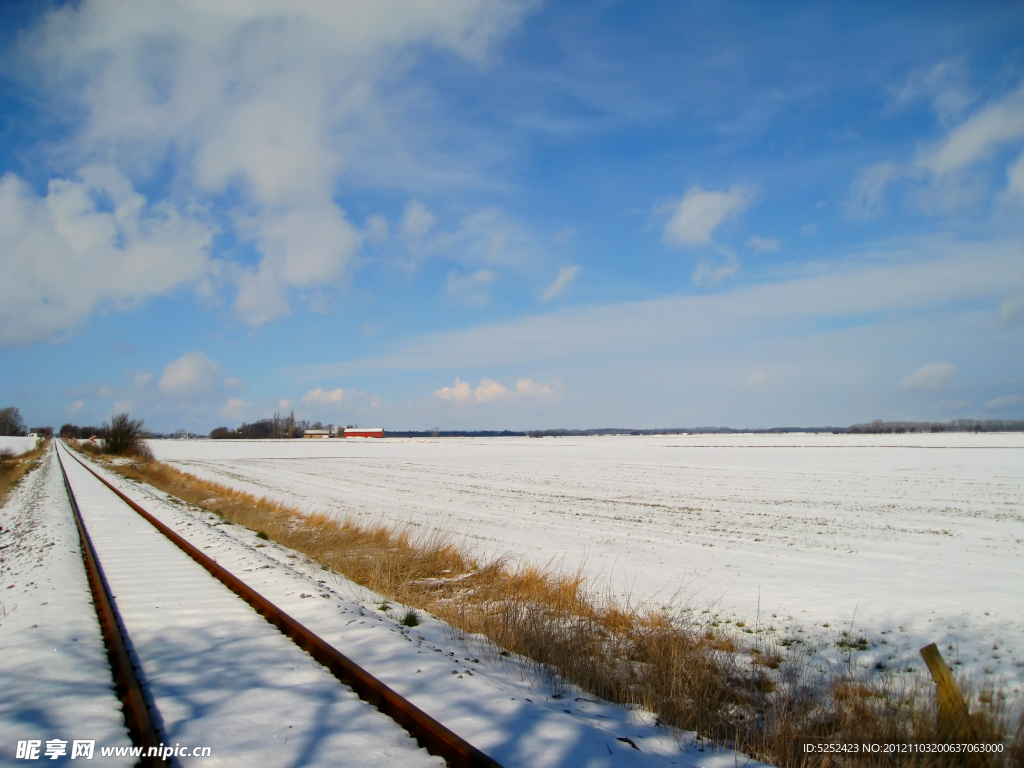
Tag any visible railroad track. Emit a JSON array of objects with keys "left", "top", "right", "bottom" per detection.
[{"left": 54, "top": 441, "right": 501, "bottom": 768}]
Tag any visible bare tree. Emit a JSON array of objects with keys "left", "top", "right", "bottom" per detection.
[
  {"left": 102, "top": 413, "right": 152, "bottom": 458},
  {"left": 0, "top": 407, "right": 26, "bottom": 436}
]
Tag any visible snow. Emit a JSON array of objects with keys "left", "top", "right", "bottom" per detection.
[
  {"left": 147, "top": 433, "right": 1024, "bottom": 692},
  {"left": 0, "top": 444, "right": 133, "bottom": 766},
  {"left": 0, "top": 436, "right": 38, "bottom": 454},
  {"left": 4, "top": 443, "right": 763, "bottom": 766}
]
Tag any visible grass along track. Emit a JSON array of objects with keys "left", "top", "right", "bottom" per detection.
[
  {"left": 93, "top": 447, "right": 1023, "bottom": 767},
  {"left": 0, "top": 438, "right": 48, "bottom": 507}
]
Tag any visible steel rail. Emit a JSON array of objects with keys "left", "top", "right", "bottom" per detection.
[
  {"left": 57, "top": 442, "right": 502, "bottom": 768},
  {"left": 54, "top": 443, "right": 168, "bottom": 768}
]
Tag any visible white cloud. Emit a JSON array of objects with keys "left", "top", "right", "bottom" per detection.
[
  {"left": 433, "top": 377, "right": 473, "bottom": 402},
  {"left": 855, "top": 78, "right": 1024, "bottom": 218},
  {"left": 541, "top": 265, "right": 579, "bottom": 301},
  {"left": 111, "top": 400, "right": 134, "bottom": 415},
  {"left": 997, "top": 295, "right": 1024, "bottom": 326},
  {"left": 848, "top": 162, "right": 900, "bottom": 218},
  {"left": 745, "top": 236, "right": 779, "bottom": 253},
  {"left": 433, "top": 376, "right": 559, "bottom": 404},
  {"left": 220, "top": 398, "right": 249, "bottom": 422},
  {"left": 299, "top": 386, "right": 379, "bottom": 418},
  {"left": 134, "top": 372, "right": 154, "bottom": 388},
  {"left": 662, "top": 185, "right": 755, "bottom": 247},
  {"left": 516, "top": 378, "right": 559, "bottom": 398},
  {"left": 1007, "top": 152, "right": 1024, "bottom": 199},
  {"left": 916, "top": 84, "right": 1024, "bottom": 176},
  {"left": 984, "top": 394, "right": 1022, "bottom": 411},
  {"left": 445, "top": 268, "right": 496, "bottom": 306},
  {"left": 292, "top": 239, "right": 1023, "bottom": 382},
  {"left": 278, "top": 399, "right": 294, "bottom": 410},
  {"left": 0, "top": 167, "right": 212, "bottom": 346},
  {"left": 440, "top": 209, "right": 540, "bottom": 270},
  {"left": 17, "top": 0, "right": 534, "bottom": 329},
  {"left": 68, "top": 400, "right": 84, "bottom": 416},
  {"left": 234, "top": 204, "right": 361, "bottom": 324},
  {"left": 365, "top": 215, "right": 389, "bottom": 245},
  {"left": 474, "top": 378, "right": 509, "bottom": 402},
  {"left": 387, "top": 207, "right": 544, "bottom": 277},
  {"left": 303, "top": 387, "right": 347, "bottom": 405},
  {"left": 401, "top": 200, "right": 436, "bottom": 239},
  {"left": 96, "top": 385, "right": 114, "bottom": 398},
  {"left": 691, "top": 250, "right": 740, "bottom": 285},
  {"left": 889, "top": 57, "right": 974, "bottom": 125},
  {"left": 159, "top": 351, "right": 224, "bottom": 398},
  {"left": 897, "top": 362, "right": 958, "bottom": 391}
]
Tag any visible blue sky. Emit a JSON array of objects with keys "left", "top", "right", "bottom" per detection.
[{"left": 1, "top": 0, "right": 1023, "bottom": 432}]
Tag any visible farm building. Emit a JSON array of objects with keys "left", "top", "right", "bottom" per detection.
[
  {"left": 303, "top": 429, "right": 331, "bottom": 439},
  {"left": 343, "top": 427, "right": 384, "bottom": 438}
]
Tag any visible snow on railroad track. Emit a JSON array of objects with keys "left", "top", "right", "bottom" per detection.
[
  {"left": 0, "top": 442, "right": 133, "bottom": 766},
  {"left": 4, "top": 444, "right": 756, "bottom": 767}
]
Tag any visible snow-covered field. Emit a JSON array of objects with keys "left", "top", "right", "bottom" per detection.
[
  {"left": 150, "top": 433, "right": 1024, "bottom": 692},
  {"left": 0, "top": 436, "right": 38, "bottom": 454}
]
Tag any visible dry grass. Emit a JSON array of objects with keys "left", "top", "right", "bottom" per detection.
[
  {"left": 0, "top": 439, "right": 48, "bottom": 506},
  {"left": 93, "top": 449, "right": 1021, "bottom": 767}
]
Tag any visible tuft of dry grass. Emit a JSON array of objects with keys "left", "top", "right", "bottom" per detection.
[
  {"left": 78, "top": 440, "right": 103, "bottom": 456},
  {"left": 94, "top": 448, "right": 1021, "bottom": 768},
  {"left": 0, "top": 439, "right": 48, "bottom": 506}
]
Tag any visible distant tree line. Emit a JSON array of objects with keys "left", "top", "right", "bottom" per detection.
[
  {"left": 31, "top": 409, "right": 1024, "bottom": 442},
  {"left": 60, "top": 422, "right": 107, "bottom": 438},
  {"left": 848, "top": 419, "right": 1024, "bottom": 434},
  {"left": 210, "top": 411, "right": 335, "bottom": 439},
  {"left": 388, "top": 429, "right": 528, "bottom": 438},
  {"left": 390, "top": 428, "right": 704, "bottom": 438},
  {"left": 387, "top": 426, "right": 850, "bottom": 438},
  {"left": 390, "top": 421, "right": 1024, "bottom": 437}
]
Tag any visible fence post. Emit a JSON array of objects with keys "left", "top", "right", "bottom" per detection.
[{"left": 919, "top": 643, "right": 970, "bottom": 736}]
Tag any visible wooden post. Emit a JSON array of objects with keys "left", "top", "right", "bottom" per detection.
[{"left": 920, "top": 643, "right": 970, "bottom": 736}]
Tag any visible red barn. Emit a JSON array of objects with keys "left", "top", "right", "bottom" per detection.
[{"left": 343, "top": 427, "right": 384, "bottom": 438}]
